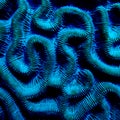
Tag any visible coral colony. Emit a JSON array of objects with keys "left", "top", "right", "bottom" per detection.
[{"left": 0, "top": 0, "right": 120, "bottom": 119}]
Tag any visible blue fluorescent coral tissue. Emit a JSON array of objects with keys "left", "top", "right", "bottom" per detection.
[{"left": 0, "top": 0, "right": 120, "bottom": 120}]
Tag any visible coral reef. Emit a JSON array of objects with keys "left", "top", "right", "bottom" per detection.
[{"left": 0, "top": 0, "right": 120, "bottom": 120}]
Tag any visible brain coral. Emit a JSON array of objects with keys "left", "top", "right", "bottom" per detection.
[{"left": 0, "top": 0, "right": 120, "bottom": 120}]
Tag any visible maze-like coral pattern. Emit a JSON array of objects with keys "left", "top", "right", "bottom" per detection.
[{"left": 0, "top": 0, "right": 120, "bottom": 120}]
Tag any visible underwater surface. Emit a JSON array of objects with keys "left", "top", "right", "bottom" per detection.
[{"left": 0, "top": 0, "right": 120, "bottom": 119}]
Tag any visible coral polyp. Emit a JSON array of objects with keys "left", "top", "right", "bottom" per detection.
[{"left": 0, "top": 0, "right": 120, "bottom": 120}]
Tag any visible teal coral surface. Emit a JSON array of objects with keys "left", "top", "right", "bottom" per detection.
[{"left": 0, "top": 0, "right": 120, "bottom": 119}]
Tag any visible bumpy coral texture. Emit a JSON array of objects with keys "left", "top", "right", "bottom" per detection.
[{"left": 0, "top": 0, "right": 120, "bottom": 120}]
